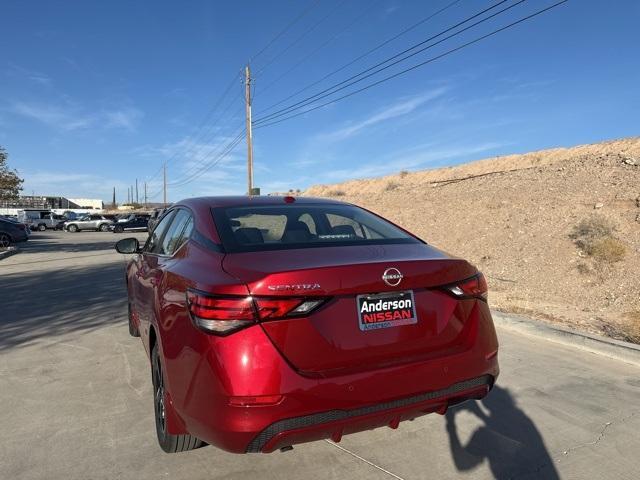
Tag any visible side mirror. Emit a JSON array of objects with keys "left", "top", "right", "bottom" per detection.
[{"left": 115, "top": 237, "right": 140, "bottom": 254}]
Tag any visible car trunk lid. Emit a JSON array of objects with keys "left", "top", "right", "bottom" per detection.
[{"left": 222, "top": 243, "right": 479, "bottom": 376}]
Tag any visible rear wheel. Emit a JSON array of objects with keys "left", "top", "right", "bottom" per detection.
[
  {"left": 38, "top": 224, "right": 46, "bottom": 231},
  {"left": 114, "top": 225, "right": 124, "bottom": 233},
  {"left": 67, "top": 224, "right": 79, "bottom": 232},
  {"left": 128, "top": 303, "right": 140, "bottom": 337},
  {"left": 99, "top": 223, "right": 109, "bottom": 232},
  {"left": 151, "top": 345, "right": 202, "bottom": 453},
  {"left": 0, "top": 233, "right": 10, "bottom": 248}
]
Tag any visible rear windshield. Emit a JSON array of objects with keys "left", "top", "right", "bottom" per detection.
[{"left": 212, "top": 204, "right": 420, "bottom": 253}]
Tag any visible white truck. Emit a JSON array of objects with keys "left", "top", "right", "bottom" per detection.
[{"left": 17, "top": 209, "right": 65, "bottom": 231}]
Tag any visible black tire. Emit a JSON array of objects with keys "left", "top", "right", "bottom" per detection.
[
  {"left": 67, "top": 224, "right": 79, "bottom": 233},
  {"left": 0, "top": 233, "right": 11, "bottom": 248},
  {"left": 114, "top": 225, "right": 124, "bottom": 233},
  {"left": 128, "top": 303, "right": 140, "bottom": 337},
  {"left": 151, "top": 345, "right": 203, "bottom": 453},
  {"left": 38, "top": 224, "right": 46, "bottom": 231},
  {"left": 98, "top": 223, "right": 109, "bottom": 232}
]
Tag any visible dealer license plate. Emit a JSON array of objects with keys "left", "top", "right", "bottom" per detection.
[{"left": 357, "top": 291, "right": 418, "bottom": 331}]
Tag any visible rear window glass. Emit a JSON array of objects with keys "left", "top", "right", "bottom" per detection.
[{"left": 212, "top": 204, "right": 420, "bottom": 253}]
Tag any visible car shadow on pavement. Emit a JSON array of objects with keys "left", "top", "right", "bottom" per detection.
[
  {"left": 446, "top": 386, "right": 559, "bottom": 479},
  {"left": 21, "top": 235, "right": 123, "bottom": 253},
  {"left": 0, "top": 263, "right": 127, "bottom": 351}
]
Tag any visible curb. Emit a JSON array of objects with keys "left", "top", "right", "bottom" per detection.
[
  {"left": 491, "top": 310, "right": 640, "bottom": 367},
  {"left": 0, "top": 247, "right": 19, "bottom": 261}
]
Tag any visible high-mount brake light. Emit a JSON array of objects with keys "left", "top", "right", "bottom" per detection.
[
  {"left": 443, "top": 273, "right": 488, "bottom": 301},
  {"left": 187, "top": 290, "right": 328, "bottom": 335}
]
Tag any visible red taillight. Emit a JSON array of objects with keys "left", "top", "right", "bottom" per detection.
[
  {"left": 187, "top": 291, "right": 256, "bottom": 335},
  {"left": 254, "top": 297, "right": 326, "bottom": 320},
  {"left": 187, "top": 290, "right": 327, "bottom": 335},
  {"left": 255, "top": 298, "right": 302, "bottom": 320},
  {"left": 443, "top": 273, "right": 488, "bottom": 300},
  {"left": 187, "top": 292, "right": 255, "bottom": 320}
]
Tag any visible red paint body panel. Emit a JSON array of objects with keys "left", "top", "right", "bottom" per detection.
[{"left": 124, "top": 196, "right": 500, "bottom": 453}]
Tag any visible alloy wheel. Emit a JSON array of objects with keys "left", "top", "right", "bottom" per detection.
[
  {"left": 153, "top": 352, "right": 166, "bottom": 435},
  {"left": 0, "top": 234, "right": 10, "bottom": 248}
]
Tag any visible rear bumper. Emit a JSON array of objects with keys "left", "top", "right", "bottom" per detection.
[{"left": 247, "top": 374, "right": 493, "bottom": 453}]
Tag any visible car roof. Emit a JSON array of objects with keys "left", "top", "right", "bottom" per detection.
[{"left": 175, "top": 196, "right": 347, "bottom": 210}]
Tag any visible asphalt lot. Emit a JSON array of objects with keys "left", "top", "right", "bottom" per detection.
[{"left": 1, "top": 231, "right": 639, "bottom": 480}]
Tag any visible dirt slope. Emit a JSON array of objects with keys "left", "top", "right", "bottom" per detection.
[{"left": 305, "top": 137, "right": 640, "bottom": 342}]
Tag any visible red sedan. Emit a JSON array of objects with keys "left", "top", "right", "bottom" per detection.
[{"left": 115, "top": 196, "right": 499, "bottom": 454}]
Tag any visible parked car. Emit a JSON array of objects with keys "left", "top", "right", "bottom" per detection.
[
  {"left": 111, "top": 215, "right": 149, "bottom": 233},
  {"left": 1, "top": 216, "right": 31, "bottom": 238},
  {"left": 64, "top": 214, "right": 114, "bottom": 232},
  {"left": 115, "top": 196, "right": 499, "bottom": 454},
  {"left": 0, "top": 217, "right": 30, "bottom": 247},
  {"left": 147, "top": 208, "right": 165, "bottom": 232}
]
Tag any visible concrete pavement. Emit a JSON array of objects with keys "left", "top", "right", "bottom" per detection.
[{"left": 0, "top": 231, "right": 638, "bottom": 479}]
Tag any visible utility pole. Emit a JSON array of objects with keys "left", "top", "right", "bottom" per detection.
[
  {"left": 127, "top": 187, "right": 130, "bottom": 204},
  {"left": 135, "top": 178, "right": 139, "bottom": 204},
  {"left": 163, "top": 162, "right": 167, "bottom": 206},
  {"left": 112, "top": 187, "right": 116, "bottom": 208},
  {"left": 144, "top": 182, "right": 147, "bottom": 208},
  {"left": 245, "top": 65, "right": 254, "bottom": 195}
]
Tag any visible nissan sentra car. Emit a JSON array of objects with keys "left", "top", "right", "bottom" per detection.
[{"left": 115, "top": 196, "right": 499, "bottom": 454}]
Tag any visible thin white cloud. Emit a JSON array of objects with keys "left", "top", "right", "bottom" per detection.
[
  {"left": 12, "top": 102, "right": 93, "bottom": 131},
  {"left": 6, "top": 64, "right": 53, "bottom": 86},
  {"left": 103, "top": 108, "right": 144, "bottom": 131},
  {"left": 10, "top": 101, "right": 143, "bottom": 132},
  {"left": 319, "top": 87, "right": 448, "bottom": 141}
]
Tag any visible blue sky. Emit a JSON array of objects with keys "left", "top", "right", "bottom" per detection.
[{"left": 1, "top": 0, "right": 638, "bottom": 202}]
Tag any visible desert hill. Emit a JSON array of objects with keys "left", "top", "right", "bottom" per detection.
[{"left": 305, "top": 137, "right": 640, "bottom": 342}]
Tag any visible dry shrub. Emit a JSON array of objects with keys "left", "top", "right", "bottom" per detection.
[
  {"left": 570, "top": 215, "right": 625, "bottom": 262},
  {"left": 327, "top": 189, "right": 346, "bottom": 197},
  {"left": 576, "top": 262, "right": 591, "bottom": 275},
  {"left": 385, "top": 181, "right": 399, "bottom": 191},
  {"left": 589, "top": 237, "right": 626, "bottom": 263},
  {"left": 622, "top": 311, "right": 640, "bottom": 344},
  {"left": 570, "top": 215, "right": 614, "bottom": 248},
  {"left": 399, "top": 170, "right": 409, "bottom": 178}
]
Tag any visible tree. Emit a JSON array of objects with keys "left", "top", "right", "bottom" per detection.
[{"left": 0, "top": 146, "right": 23, "bottom": 200}]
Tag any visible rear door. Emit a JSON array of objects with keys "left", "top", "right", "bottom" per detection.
[
  {"left": 134, "top": 210, "right": 176, "bottom": 342},
  {"left": 136, "top": 209, "right": 193, "bottom": 349}
]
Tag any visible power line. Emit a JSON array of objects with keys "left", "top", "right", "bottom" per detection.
[
  {"left": 166, "top": 129, "right": 247, "bottom": 189},
  {"left": 165, "top": 103, "right": 245, "bottom": 184},
  {"left": 255, "top": 0, "right": 465, "bottom": 115},
  {"left": 165, "top": 123, "right": 246, "bottom": 187},
  {"left": 253, "top": 0, "right": 515, "bottom": 126},
  {"left": 253, "top": 0, "right": 350, "bottom": 79},
  {"left": 254, "top": 0, "right": 385, "bottom": 97},
  {"left": 254, "top": 0, "right": 569, "bottom": 130},
  {"left": 249, "top": 0, "right": 323, "bottom": 67},
  {"left": 147, "top": 70, "right": 238, "bottom": 183}
]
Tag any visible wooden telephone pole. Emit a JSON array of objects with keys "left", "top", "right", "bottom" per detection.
[{"left": 245, "top": 65, "right": 254, "bottom": 195}]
